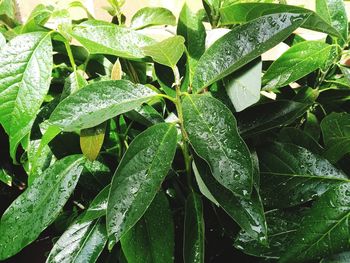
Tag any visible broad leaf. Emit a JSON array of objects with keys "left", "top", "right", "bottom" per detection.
[
  {"left": 70, "top": 20, "right": 155, "bottom": 60},
  {"left": 0, "top": 32, "right": 53, "bottom": 160},
  {"left": 107, "top": 123, "right": 177, "bottom": 242},
  {"left": 130, "top": 7, "right": 176, "bottom": 30},
  {"left": 0, "top": 0, "right": 16, "bottom": 20},
  {"left": 321, "top": 112, "right": 350, "bottom": 163},
  {"left": 183, "top": 192, "right": 205, "bottom": 263},
  {"left": 81, "top": 185, "right": 109, "bottom": 222},
  {"left": 316, "top": 0, "right": 348, "bottom": 44},
  {"left": 219, "top": 3, "right": 341, "bottom": 38},
  {"left": 0, "top": 155, "right": 85, "bottom": 260},
  {"left": 121, "top": 191, "right": 174, "bottom": 263},
  {"left": 61, "top": 70, "right": 87, "bottom": 100},
  {"left": 258, "top": 142, "right": 349, "bottom": 208},
  {"left": 193, "top": 157, "right": 267, "bottom": 242},
  {"left": 262, "top": 41, "right": 336, "bottom": 90},
  {"left": 192, "top": 12, "right": 309, "bottom": 91},
  {"left": 143, "top": 36, "right": 185, "bottom": 69},
  {"left": 177, "top": 2, "right": 206, "bottom": 85},
  {"left": 46, "top": 218, "right": 107, "bottom": 263},
  {"left": 49, "top": 80, "right": 158, "bottom": 131},
  {"left": 321, "top": 251, "right": 350, "bottom": 263},
  {"left": 182, "top": 94, "right": 253, "bottom": 197},
  {"left": 280, "top": 183, "right": 350, "bottom": 263},
  {"left": 80, "top": 122, "right": 106, "bottom": 161},
  {"left": 224, "top": 58, "right": 262, "bottom": 112}
]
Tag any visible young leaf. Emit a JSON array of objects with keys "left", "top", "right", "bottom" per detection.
[
  {"left": 80, "top": 122, "right": 106, "bottom": 161},
  {"left": 111, "top": 59, "right": 123, "bottom": 80},
  {"left": 321, "top": 112, "right": 350, "bottom": 163},
  {"left": 182, "top": 94, "right": 253, "bottom": 197},
  {"left": 224, "top": 58, "right": 262, "bottom": 112},
  {"left": 130, "top": 7, "right": 176, "bottom": 30},
  {"left": 316, "top": 0, "right": 348, "bottom": 44},
  {"left": 183, "top": 192, "right": 205, "bottom": 263},
  {"left": 262, "top": 41, "right": 336, "bottom": 90},
  {"left": 49, "top": 80, "right": 158, "bottom": 131},
  {"left": 0, "top": 155, "right": 85, "bottom": 260},
  {"left": 0, "top": 32, "right": 53, "bottom": 160},
  {"left": 177, "top": 2, "right": 206, "bottom": 85},
  {"left": 0, "top": 168, "right": 11, "bottom": 186},
  {"left": 193, "top": 157, "right": 267, "bottom": 243},
  {"left": 192, "top": 12, "right": 309, "bottom": 91},
  {"left": 46, "top": 218, "right": 107, "bottom": 263},
  {"left": 219, "top": 3, "right": 341, "bottom": 38},
  {"left": 142, "top": 36, "right": 185, "bottom": 69},
  {"left": 202, "top": 0, "right": 221, "bottom": 27},
  {"left": 280, "top": 183, "right": 350, "bottom": 263},
  {"left": 121, "top": 191, "right": 174, "bottom": 263},
  {"left": 258, "top": 142, "right": 349, "bottom": 208},
  {"left": 107, "top": 123, "right": 177, "bottom": 243},
  {"left": 70, "top": 20, "right": 155, "bottom": 60}
]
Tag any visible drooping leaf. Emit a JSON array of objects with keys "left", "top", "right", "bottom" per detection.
[
  {"left": 49, "top": 80, "right": 158, "bottom": 131},
  {"left": 316, "top": 0, "right": 348, "bottom": 44},
  {"left": 224, "top": 58, "right": 262, "bottom": 112},
  {"left": 183, "top": 192, "right": 205, "bottom": 263},
  {"left": 0, "top": 155, "right": 85, "bottom": 260},
  {"left": 280, "top": 183, "right": 350, "bottom": 263},
  {"left": 121, "top": 191, "right": 174, "bottom": 263},
  {"left": 70, "top": 20, "right": 155, "bottom": 60},
  {"left": 258, "top": 142, "right": 349, "bottom": 208},
  {"left": 182, "top": 94, "right": 253, "bottom": 197},
  {"left": 142, "top": 36, "right": 185, "bottom": 69},
  {"left": 192, "top": 12, "right": 309, "bottom": 91},
  {"left": 107, "top": 123, "right": 177, "bottom": 242},
  {"left": 80, "top": 122, "right": 106, "bottom": 161},
  {"left": 46, "top": 218, "right": 107, "bottom": 263},
  {"left": 321, "top": 112, "right": 350, "bottom": 163},
  {"left": 0, "top": 32, "right": 53, "bottom": 160},
  {"left": 130, "top": 7, "right": 176, "bottom": 30},
  {"left": 219, "top": 3, "right": 341, "bottom": 38},
  {"left": 177, "top": 2, "right": 206, "bottom": 85},
  {"left": 262, "top": 41, "right": 336, "bottom": 90},
  {"left": 193, "top": 157, "right": 267, "bottom": 243}
]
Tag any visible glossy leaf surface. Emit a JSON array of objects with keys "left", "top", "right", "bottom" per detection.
[
  {"left": 107, "top": 123, "right": 177, "bottom": 242},
  {"left": 0, "top": 155, "right": 85, "bottom": 260},
  {"left": 46, "top": 218, "right": 107, "bottom": 263},
  {"left": 49, "top": 80, "right": 157, "bottom": 131},
  {"left": 121, "top": 191, "right": 174, "bottom": 263},
  {"left": 192, "top": 12, "right": 309, "bottom": 91},
  {"left": 182, "top": 94, "right": 253, "bottom": 197},
  {"left": 259, "top": 142, "right": 348, "bottom": 208},
  {"left": 0, "top": 32, "right": 52, "bottom": 160},
  {"left": 130, "top": 7, "right": 176, "bottom": 30}
]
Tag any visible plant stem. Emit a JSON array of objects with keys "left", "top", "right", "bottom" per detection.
[
  {"left": 172, "top": 67, "right": 192, "bottom": 186},
  {"left": 64, "top": 40, "right": 77, "bottom": 71}
]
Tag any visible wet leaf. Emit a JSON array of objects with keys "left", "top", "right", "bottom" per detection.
[
  {"left": 80, "top": 122, "right": 106, "bottom": 161},
  {"left": 130, "top": 7, "right": 176, "bottom": 30}
]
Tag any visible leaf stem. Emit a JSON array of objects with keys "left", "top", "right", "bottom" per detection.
[{"left": 64, "top": 40, "right": 77, "bottom": 71}]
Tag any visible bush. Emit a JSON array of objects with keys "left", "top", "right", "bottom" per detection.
[{"left": 0, "top": 0, "right": 350, "bottom": 262}]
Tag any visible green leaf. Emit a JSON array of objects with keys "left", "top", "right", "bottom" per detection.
[
  {"left": 193, "top": 157, "right": 267, "bottom": 242},
  {"left": 49, "top": 80, "right": 158, "bottom": 131},
  {"left": 262, "top": 41, "right": 336, "bottom": 90},
  {"left": 130, "top": 7, "right": 176, "bottom": 30},
  {"left": 316, "top": 0, "right": 348, "bottom": 44},
  {"left": 224, "top": 58, "right": 262, "bottom": 112},
  {"left": 192, "top": 12, "right": 309, "bottom": 91},
  {"left": 280, "top": 183, "right": 350, "bottom": 263},
  {"left": 0, "top": 0, "right": 16, "bottom": 20},
  {"left": 142, "top": 36, "right": 185, "bottom": 69},
  {"left": 321, "top": 251, "right": 350, "bottom": 263},
  {"left": 46, "top": 218, "right": 107, "bottom": 263},
  {"left": 61, "top": 70, "right": 87, "bottom": 100},
  {"left": 219, "top": 3, "right": 341, "bottom": 38},
  {"left": 235, "top": 208, "right": 305, "bottom": 259},
  {"left": 81, "top": 185, "right": 109, "bottom": 222},
  {"left": 237, "top": 100, "right": 312, "bottom": 138},
  {"left": 321, "top": 112, "right": 350, "bottom": 163},
  {"left": 107, "top": 123, "right": 177, "bottom": 243},
  {"left": 202, "top": 0, "right": 221, "bottom": 27},
  {"left": 0, "top": 155, "right": 85, "bottom": 260},
  {"left": 177, "top": 2, "right": 206, "bottom": 85},
  {"left": 70, "top": 20, "right": 155, "bottom": 60},
  {"left": 121, "top": 191, "right": 174, "bottom": 263},
  {"left": 80, "top": 122, "right": 106, "bottom": 161},
  {"left": 182, "top": 94, "right": 253, "bottom": 197},
  {"left": 0, "top": 32, "right": 53, "bottom": 161},
  {"left": 0, "top": 32, "right": 5, "bottom": 50},
  {"left": 0, "top": 168, "right": 11, "bottom": 186},
  {"left": 258, "top": 142, "right": 349, "bottom": 208},
  {"left": 183, "top": 192, "right": 205, "bottom": 263}
]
